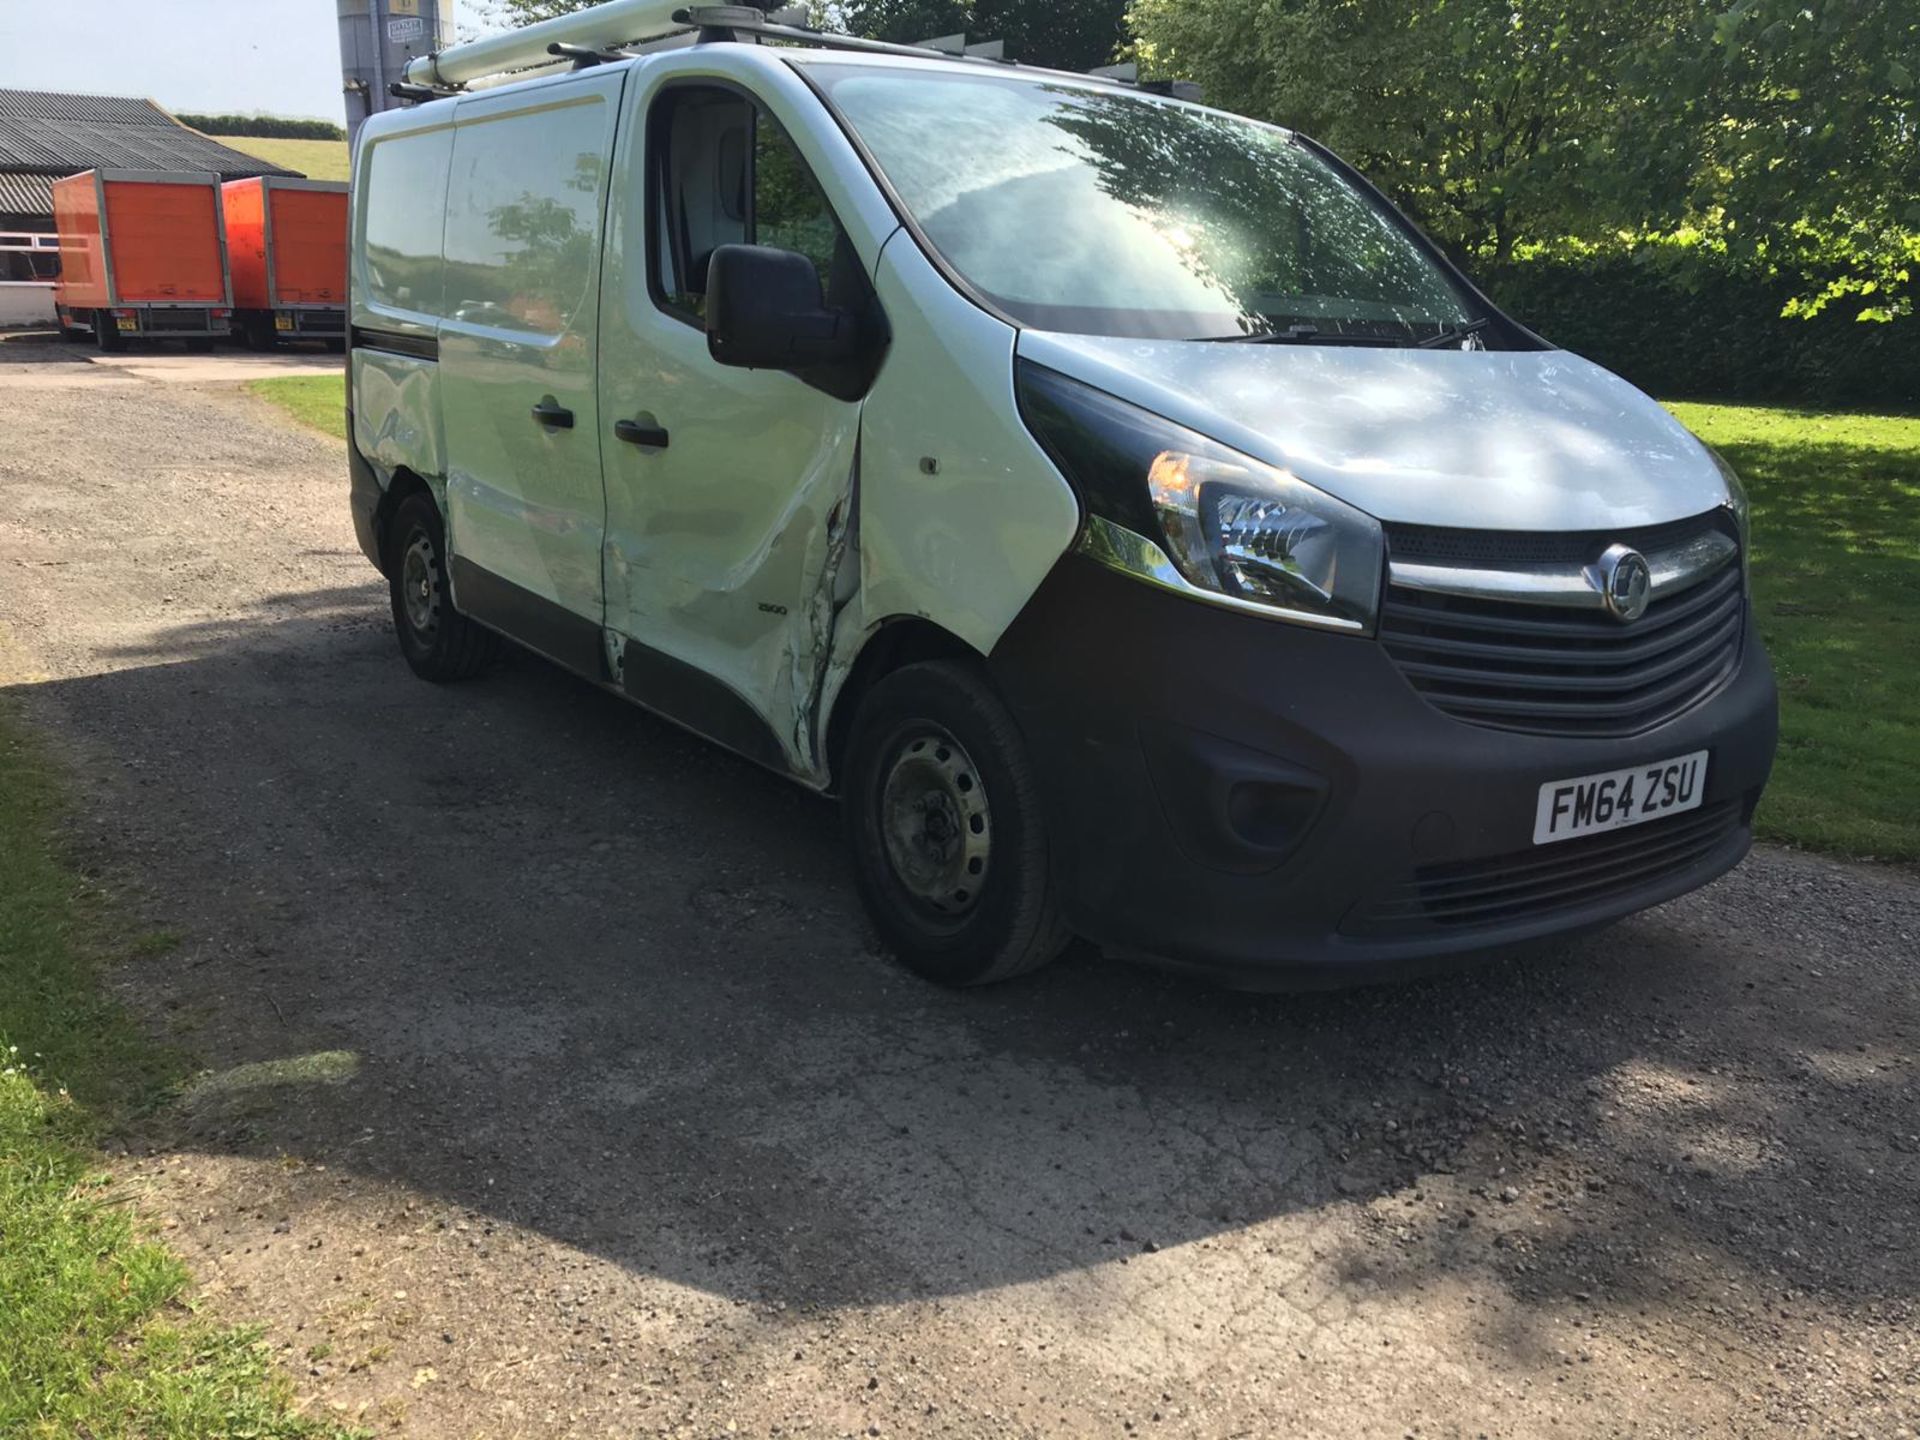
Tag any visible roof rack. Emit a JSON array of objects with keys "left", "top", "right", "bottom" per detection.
[{"left": 401, "top": 0, "right": 1192, "bottom": 99}]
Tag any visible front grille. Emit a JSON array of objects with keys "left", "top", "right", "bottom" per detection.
[
  {"left": 1380, "top": 519, "right": 1744, "bottom": 738},
  {"left": 1343, "top": 800, "right": 1742, "bottom": 936}
]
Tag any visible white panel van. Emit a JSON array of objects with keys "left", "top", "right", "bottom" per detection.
[{"left": 347, "top": 5, "right": 1777, "bottom": 987}]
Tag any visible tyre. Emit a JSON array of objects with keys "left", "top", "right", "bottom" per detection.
[
  {"left": 386, "top": 492, "right": 499, "bottom": 682},
  {"left": 93, "top": 310, "right": 124, "bottom": 352},
  {"left": 184, "top": 336, "right": 215, "bottom": 353},
  {"left": 844, "top": 660, "right": 1070, "bottom": 985}
]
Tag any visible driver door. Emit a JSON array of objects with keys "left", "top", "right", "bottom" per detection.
[{"left": 597, "top": 75, "right": 867, "bottom": 774}]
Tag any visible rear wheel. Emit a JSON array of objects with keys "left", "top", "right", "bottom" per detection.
[
  {"left": 844, "top": 660, "right": 1070, "bottom": 985},
  {"left": 92, "top": 310, "right": 124, "bottom": 352},
  {"left": 386, "top": 492, "right": 499, "bottom": 682}
]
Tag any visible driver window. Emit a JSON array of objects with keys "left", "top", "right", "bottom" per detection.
[{"left": 650, "top": 85, "right": 853, "bottom": 322}]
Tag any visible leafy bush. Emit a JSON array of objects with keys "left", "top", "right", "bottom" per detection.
[
  {"left": 176, "top": 113, "right": 345, "bottom": 141},
  {"left": 1482, "top": 255, "right": 1920, "bottom": 411}
]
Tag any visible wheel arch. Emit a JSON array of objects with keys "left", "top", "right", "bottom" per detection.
[
  {"left": 374, "top": 466, "right": 436, "bottom": 575},
  {"left": 823, "top": 616, "right": 980, "bottom": 795}
]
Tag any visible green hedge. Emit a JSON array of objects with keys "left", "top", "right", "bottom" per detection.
[
  {"left": 1480, "top": 256, "right": 1920, "bottom": 412},
  {"left": 176, "top": 113, "right": 345, "bottom": 141}
]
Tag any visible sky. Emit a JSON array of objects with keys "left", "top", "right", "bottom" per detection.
[{"left": 0, "top": 0, "right": 509, "bottom": 124}]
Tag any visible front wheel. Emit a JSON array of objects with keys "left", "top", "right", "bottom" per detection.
[
  {"left": 386, "top": 493, "right": 499, "bottom": 682},
  {"left": 844, "top": 661, "right": 1070, "bottom": 986}
]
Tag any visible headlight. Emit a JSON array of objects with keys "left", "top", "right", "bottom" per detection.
[
  {"left": 1707, "top": 445, "right": 1749, "bottom": 547},
  {"left": 1705, "top": 444, "right": 1751, "bottom": 594},
  {"left": 1017, "top": 360, "right": 1384, "bottom": 633}
]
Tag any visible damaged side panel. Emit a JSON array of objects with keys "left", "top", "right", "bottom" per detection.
[
  {"left": 597, "top": 309, "right": 864, "bottom": 784},
  {"left": 351, "top": 347, "right": 443, "bottom": 485}
]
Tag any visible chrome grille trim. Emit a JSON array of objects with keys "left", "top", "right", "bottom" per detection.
[
  {"left": 1389, "top": 525, "right": 1737, "bottom": 610},
  {"left": 1378, "top": 512, "right": 1746, "bottom": 738}
]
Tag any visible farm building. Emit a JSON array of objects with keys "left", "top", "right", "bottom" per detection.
[{"left": 0, "top": 88, "right": 295, "bottom": 324}]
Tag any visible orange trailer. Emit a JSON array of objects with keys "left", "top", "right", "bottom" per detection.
[
  {"left": 220, "top": 176, "right": 348, "bottom": 349},
  {"left": 52, "top": 170, "right": 231, "bottom": 350}
]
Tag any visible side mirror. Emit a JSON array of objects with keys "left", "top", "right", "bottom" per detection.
[{"left": 705, "top": 244, "right": 854, "bottom": 372}]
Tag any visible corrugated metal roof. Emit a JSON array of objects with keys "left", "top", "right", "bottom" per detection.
[
  {"left": 0, "top": 89, "right": 297, "bottom": 207},
  {"left": 0, "top": 90, "right": 167, "bottom": 125},
  {"left": 0, "top": 170, "right": 53, "bottom": 218}
]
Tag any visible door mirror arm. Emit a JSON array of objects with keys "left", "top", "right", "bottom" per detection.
[{"left": 705, "top": 244, "right": 888, "bottom": 401}]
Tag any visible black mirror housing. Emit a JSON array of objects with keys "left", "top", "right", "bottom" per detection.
[{"left": 705, "top": 244, "right": 853, "bottom": 371}]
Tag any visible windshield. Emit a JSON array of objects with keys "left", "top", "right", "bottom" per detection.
[{"left": 804, "top": 64, "right": 1479, "bottom": 344}]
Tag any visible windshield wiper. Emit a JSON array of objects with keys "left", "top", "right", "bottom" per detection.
[
  {"left": 1200, "top": 325, "right": 1394, "bottom": 346},
  {"left": 1416, "top": 316, "right": 1493, "bottom": 349}
]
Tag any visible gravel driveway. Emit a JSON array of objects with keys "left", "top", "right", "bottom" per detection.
[{"left": 2, "top": 339, "right": 1915, "bottom": 1438}]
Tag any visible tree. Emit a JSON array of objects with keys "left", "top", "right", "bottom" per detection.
[
  {"left": 824, "top": 0, "right": 1127, "bottom": 70},
  {"left": 1128, "top": 0, "right": 1920, "bottom": 317}
]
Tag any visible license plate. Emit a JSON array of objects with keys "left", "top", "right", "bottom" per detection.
[
  {"left": 275, "top": 314, "right": 294, "bottom": 331},
  {"left": 1533, "top": 750, "right": 1708, "bottom": 845},
  {"left": 116, "top": 318, "right": 138, "bottom": 332}
]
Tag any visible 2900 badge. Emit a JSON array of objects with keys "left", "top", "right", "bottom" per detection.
[{"left": 1533, "top": 750, "right": 1709, "bottom": 846}]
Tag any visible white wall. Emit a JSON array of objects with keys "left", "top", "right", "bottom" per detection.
[{"left": 0, "top": 281, "right": 56, "bottom": 328}]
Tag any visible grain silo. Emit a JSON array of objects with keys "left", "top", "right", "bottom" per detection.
[{"left": 338, "top": 0, "right": 453, "bottom": 141}]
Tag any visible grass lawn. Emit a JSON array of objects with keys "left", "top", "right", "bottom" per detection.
[
  {"left": 249, "top": 376, "right": 347, "bottom": 440},
  {"left": 245, "top": 374, "right": 1918, "bottom": 862},
  {"left": 0, "top": 707, "right": 359, "bottom": 1438},
  {"left": 1669, "top": 404, "right": 1920, "bottom": 863},
  {"left": 214, "top": 136, "right": 351, "bottom": 183}
]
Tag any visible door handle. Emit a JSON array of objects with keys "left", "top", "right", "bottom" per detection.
[
  {"left": 530, "top": 400, "right": 574, "bottom": 429},
  {"left": 614, "top": 419, "right": 670, "bottom": 448}
]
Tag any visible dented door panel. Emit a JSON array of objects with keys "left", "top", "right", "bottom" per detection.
[{"left": 598, "top": 54, "right": 873, "bottom": 781}]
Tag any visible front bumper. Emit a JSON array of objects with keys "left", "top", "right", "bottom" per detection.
[{"left": 987, "top": 555, "right": 1778, "bottom": 987}]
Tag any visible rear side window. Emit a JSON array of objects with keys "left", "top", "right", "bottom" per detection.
[
  {"left": 649, "top": 85, "right": 854, "bottom": 322},
  {"left": 360, "top": 125, "right": 453, "bottom": 315},
  {"left": 442, "top": 92, "right": 612, "bottom": 336}
]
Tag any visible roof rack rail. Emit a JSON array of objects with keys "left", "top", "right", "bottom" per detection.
[
  {"left": 400, "top": 0, "right": 1193, "bottom": 99},
  {"left": 549, "top": 41, "right": 633, "bottom": 68},
  {"left": 673, "top": 6, "right": 1159, "bottom": 90},
  {"left": 404, "top": 0, "right": 694, "bottom": 87}
]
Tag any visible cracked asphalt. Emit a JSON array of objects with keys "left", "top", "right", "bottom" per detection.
[{"left": 1, "top": 338, "right": 1916, "bottom": 1437}]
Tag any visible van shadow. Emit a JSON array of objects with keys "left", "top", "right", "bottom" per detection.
[{"left": 11, "top": 582, "right": 1917, "bottom": 1335}]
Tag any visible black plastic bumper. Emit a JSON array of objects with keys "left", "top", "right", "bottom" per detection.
[{"left": 987, "top": 555, "right": 1779, "bottom": 987}]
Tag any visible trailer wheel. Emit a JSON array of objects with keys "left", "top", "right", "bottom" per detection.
[
  {"left": 844, "top": 660, "right": 1070, "bottom": 986},
  {"left": 92, "top": 310, "right": 124, "bottom": 352},
  {"left": 387, "top": 492, "right": 499, "bottom": 683}
]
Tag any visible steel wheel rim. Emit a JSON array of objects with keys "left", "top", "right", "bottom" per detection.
[
  {"left": 401, "top": 529, "right": 440, "bottom": 638},
  {"left": 879, "top": 726, "right": 990, "bottom": 917}
]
